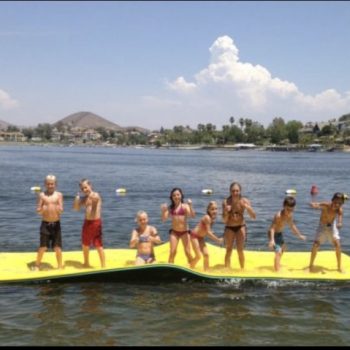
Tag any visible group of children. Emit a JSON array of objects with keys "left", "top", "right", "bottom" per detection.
[{"left": 34, "top": 175, "right": 347, "bottom": 273}]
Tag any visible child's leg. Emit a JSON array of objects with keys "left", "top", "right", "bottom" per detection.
[
  {"left": 35, "top": 247, "right": 47, "bottom": 269},
  {"left": 168, "top": 233, "right": 179, "bottom": 263},
  {"left": 135, "top": 256, "right": 146, "bottom": 265},
  {"left": 201, "top": 243, "right": 209, "bottom": 271},
  {"left": 333, "top": 239, "right": 342, "bottom": 272},
  {"left": 224, "top": 229, "right": 234, "bottom": 268},
  {"left": 274, "top": 251, "right": 282, "bottom": 271},
  {"left": 309, "top": 241, "right": 320, "bottom": 270},
  {"left": 54, "top": 246, "right": 63, "bottom": 269},
  {"left": 274, "top": 243, "right": 285, "bottom": 271},
  {"left": 190, "top": 239, "right": 201, "bottom": 268},
  {"left": 97, "top": 246, "right": 106, "bottom": 268},
  {"left": 82, "top": 244, "right": 91, "bottom": 267},
  {"left": 236, "top": 229, "right": 246, "bottom": 270},
  {"left": 181, "top": 234, "right": 194, "bottom": 264}
]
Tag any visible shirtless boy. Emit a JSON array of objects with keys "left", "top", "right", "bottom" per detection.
[
  {"left": 268, "top": 196, "right": 306, "bottom": 272},
  {"left": 222, "top": 182, "right": 256, "bottom": 270},
  {"left": 309, "top": 192, "right": 346, "bottom": 273},
  {"left": 73, "top": 179, "right": 105, "bottom": 268},
  {"left": 190, "top": 201, "right": 223, "bottom": 271},
  {"left": 129, "top": 211, "right": 162, "bottom": 265},
  {"left": 35, "top": 174, "right": 64, "bottom": 270}
]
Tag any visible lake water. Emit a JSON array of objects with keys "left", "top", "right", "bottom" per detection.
[{"left": 0, "top": 145, "right": 349, "bottom": 345}]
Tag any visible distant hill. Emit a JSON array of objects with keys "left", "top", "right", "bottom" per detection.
[
  {"left": 53, "top": 111, "right": 124, "bottom": 131},
  {"left": 0, "top": 119, "right": 10, "bottom": 130}
]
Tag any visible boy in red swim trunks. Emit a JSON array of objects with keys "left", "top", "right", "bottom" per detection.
[{"left": 73, "top": 179, "right": 105, "bottom": 268}]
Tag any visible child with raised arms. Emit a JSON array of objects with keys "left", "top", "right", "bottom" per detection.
[{"left": 161, "top": 187, "right": 195, "bottom": 264}]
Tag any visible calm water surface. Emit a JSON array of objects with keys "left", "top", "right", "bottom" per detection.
[{"left": 0, "top": 145, "right": 349, "bottom": 345}]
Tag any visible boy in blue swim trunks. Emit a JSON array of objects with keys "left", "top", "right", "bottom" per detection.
[
  {"left": 130, "top": 211, "right": 162, "bottom": 265},
  {"left": 268, "top": 196, "right": 306, "bottom": 271}
]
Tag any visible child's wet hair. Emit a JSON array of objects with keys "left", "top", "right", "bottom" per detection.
[
  {"left": 135, "top": 210, "right": 148, "bottom": 222},
  {"left": 283, "top": 196, "right": 296, "bottom": 207},
  {"left": 229, "top": 182, "right": 242, "bottom": 199},
  {"left": 79, "top": 178, "right": 91, "bottom": 186},
  {"left": 332, "top": 192, "right": 345, "bottom": 204},
  {"left": 45, "top": 174, "right": 56, "bottom": 183},
  {"left": 206, "top": 201, "right": 217, "bottom": 215},
  {"left": 169, "top": 187, "right": 184, "bottom": 209}
]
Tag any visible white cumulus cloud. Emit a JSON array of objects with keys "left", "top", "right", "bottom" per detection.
[
  {"left": 158, "top": 35, "right": 350, "bottom": 127},
  {"left": 0, "top": 89, "right": 19, "bottom": 110}
]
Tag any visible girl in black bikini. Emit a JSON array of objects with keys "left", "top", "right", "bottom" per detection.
[
  {"left": 222, "top": 182, "right": 256, "bottom": 270},
  {"left": 161, "top": 187, "right": 196, "bottom": 264}
]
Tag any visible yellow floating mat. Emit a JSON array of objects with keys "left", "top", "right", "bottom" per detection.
[{"left": 0, "top": 242, "right": 350, "bottom": 283}]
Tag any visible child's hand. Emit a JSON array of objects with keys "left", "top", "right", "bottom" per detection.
[
  {"left": 160, "top": 203, "right": 167, "bottom": 212},
  {"left": 225, "top": 204, "right": 232, "bottom": 212},
  {"left": 187, "top": 199, "right": 192, "bottom": 205},
  {"left": 299, "top": 234, "right": 307, "bottom": 241},
  {"left": 337, "top": 223, "right": 343, "bottom": 229},
  {"left": 268, "top": 240, "right": 275, "bottom": 249}
]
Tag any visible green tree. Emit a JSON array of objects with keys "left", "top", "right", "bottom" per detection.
[
  {"left": 22, "top": 127, "right": 34, "bottom": 140},
  {"left": 286, "top": 120, "right": 303, "bottom": 144},
  {"left": 319, "top": 124, "right": 337, "bottom": 136},
  {"left": 239, "top": 118, "right": 244, "bottom": 130},
  {"left": 96, "top": 127, "right": 109, "bottom": 141},
  {"left": 35, "top": 123, "right": 53, "bottom": 140},
  {"left": 6, "top": 125, "right": 19, "bottom": 132},
  {"left": 267, "top": 117, "right": 287, "bottom": 144},
  {"left": 245, "top": 122, "right": 266, "bottom": 144}
]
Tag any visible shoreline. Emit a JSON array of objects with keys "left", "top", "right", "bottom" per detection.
[{"left": 1, "top": 141, "right": 350, "bottom": 152}]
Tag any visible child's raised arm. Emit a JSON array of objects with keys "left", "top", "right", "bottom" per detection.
[
  {"left": 186, "top": 199, "right": 196, "bottom": 218},
  {"left": 129, "top": 229, "right": 139, "bottom": 248},
  {"left": 160, "top": 203, "right": 169, "bottom": 222}
]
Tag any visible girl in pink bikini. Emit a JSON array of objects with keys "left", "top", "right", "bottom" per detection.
[
  {"left": 190, "top": 201, "right": 224, "bottom": 271},
  {"left": 161, "top": 187, "right": 196, "bottom": 264}
]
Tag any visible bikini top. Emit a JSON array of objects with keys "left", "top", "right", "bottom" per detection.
[
  {"left": 139, "top": 235, "right": 150, "bottom": 243},
  {"left": 170, "top": 205, "right": 186, "bottom": 216}
]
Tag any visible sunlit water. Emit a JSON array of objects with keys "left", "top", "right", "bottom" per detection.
[{"left": 0, "top": 145, "right": 349, "bottom": 345}]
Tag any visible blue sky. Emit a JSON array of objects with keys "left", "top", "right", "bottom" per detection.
[{"left": 1, "top": 1, "right": 350, "bottom": 130}]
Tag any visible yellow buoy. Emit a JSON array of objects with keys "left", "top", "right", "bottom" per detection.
[
  {"left": 30, "top": 186, "right": 41, "bottom": 192},
  {"left": 201, "top": 189, "right": 213, "bottom": 195},
  {"left": 285, "top": 189, "right": 297, "bottom": 196},
  {"left": 116, "top": 188, "right": 127, "bottom": 194}
]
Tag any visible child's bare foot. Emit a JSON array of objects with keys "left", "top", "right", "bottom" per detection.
[
  {"left": 309, "top": 265, "right": 316, "bottom": 273},
  {"left": 190, "top": 257, "right": 200, "bottom": 269}
]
